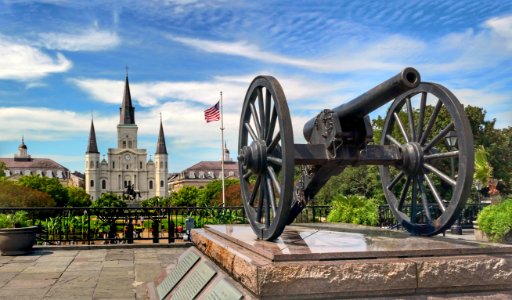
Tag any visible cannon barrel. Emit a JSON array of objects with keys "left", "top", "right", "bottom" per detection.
[{"left": 303, "top": 67, "right": 421, "bottom": 141}]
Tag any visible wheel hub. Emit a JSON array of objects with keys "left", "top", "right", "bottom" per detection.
[
  {"left": 238, "top": 140, "right": 267, "bottom": 174},
  {"left": 401, "top": 142, "right": 423, "bottom": 175}
]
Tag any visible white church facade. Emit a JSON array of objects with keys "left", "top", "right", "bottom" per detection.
[{"left": 85, "top": 74, "right": 168, "bottom": 201}]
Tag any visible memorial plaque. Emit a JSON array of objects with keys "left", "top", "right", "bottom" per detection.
[
  {"left": 170, "top": 261, "right": 217, "bottom": 300},
  {"left": 157, "top": 251, "right": 200, "bottom": 300},
  {"left": 204, "top": 278, "right": 243, "bottom": 300}
]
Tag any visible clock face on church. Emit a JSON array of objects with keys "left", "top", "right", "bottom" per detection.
[{"left": 124, "top": 154, "right": 131, "bottom": 161}]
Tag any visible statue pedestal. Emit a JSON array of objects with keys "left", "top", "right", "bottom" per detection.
[{"left": 191, "top": 224, "right": 512, "bottom": 299}]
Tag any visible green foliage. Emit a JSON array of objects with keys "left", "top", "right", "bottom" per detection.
[
  {"left": 66, "top": 186, "right": 92, "bottom": 207},
  {"left": 327, "top": 194, "right": 379, "bottom": 226},
  {"left": 45, "top": 211, "right": 88, "bottom": 239},
  {"left": 92, "top": 193, "right": 127, "bottom": 208},
  {"left": 0, "top": 180, "right": 56, "bottom": 207},
  {"left": 316, "top": 166, "right": 384, "bottom": 205},
  {"left": 141, "top": 196, "right": 171, "bottom": 207},
  {"left": 0, "top": 162, "right": 6, "bottom": 177},
  {"left": 172, "top": 186, "right": 200, "bottom": 207},
  {"left": 464, "top": 106, "right": 512, "bottom": 193},
  {"left": 202, "top": 205, "right": 244, "bottom": 225},
  {"left": 18, "top": 175, "right": 69, "bottom": 206},
  {"left": 0, "top": 211, "right": 33, "bottom": 228},
  {"left": 197, "top": 179, "right": 239, "bottom": 207},
  {"left": 477, "top": 198, "right": 512, "bottom": 242},
  {"left": 474, "top": 146, "right": 493, "bottom": 187}
]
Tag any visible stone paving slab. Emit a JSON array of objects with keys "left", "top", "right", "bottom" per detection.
[{"left": 0, "top": 246, "right": 188, "bottom": 299}]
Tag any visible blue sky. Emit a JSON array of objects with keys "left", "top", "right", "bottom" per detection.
[{"left": 0, "top": 0, "right": 511, "bottom": 173}]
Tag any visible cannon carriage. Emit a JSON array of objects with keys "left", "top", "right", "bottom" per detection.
[{"left": 237, "top": 68, "right": 474, "bottom": 240}]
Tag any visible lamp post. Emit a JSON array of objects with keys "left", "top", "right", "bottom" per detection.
[{"left": 445, "top": 130, "right": 462, "bottom": 235}]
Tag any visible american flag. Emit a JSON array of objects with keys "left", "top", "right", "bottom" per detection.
[{"left": 204, "top": 101, "right": 220, "bottom": 122}]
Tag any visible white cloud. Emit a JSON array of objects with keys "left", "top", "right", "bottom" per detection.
[
  {"left": 450, "top": 88, "right": 508, "bottom": 107},
  {"left": 0, "top": 36, "right": 72, "bottom": 81},
  {"left": 37, "top": 28, "right": 120, "bottom": 51},
  {"left": 167, "top": 14, "right": 512, "bottom": 76},
  {"left": 167, "top": 35, "right": 413, "bottom": 73},
  {"left": 485, "top": 15, "right": 512, "bottom": 48},
  {"left": 494, "top": 110, "right": 512, "bottom": 128},
  {"left": 70, "top": 73, "right": 348, "bottom": 110},
  {"left": 422, "top": 15, "right": 512, "bottom": 73},
  {"left": 0, "top": 107, "right": 116, "bottom": 142}
]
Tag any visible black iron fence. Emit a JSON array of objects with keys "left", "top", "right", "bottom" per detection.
[
  {"left": 377, "top": 203, "right": 487, "bottom": 229},
  {"left": 0, "top": 203, "right": 486, "bottom": 245}
]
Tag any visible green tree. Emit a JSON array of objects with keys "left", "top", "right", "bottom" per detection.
[
  {"left": 172, "top": 186, "right": 201, "bottom": 207},
  {"left": 66, "top": 186, "right": 92, "bottom": 207},
  {"left": 18, "top": 175, "right": 69, "bottom": 206},
  {"left": 141, "top": 196, "right": 171, "bottom": 207},
  {"left": 316, "top": 166, "right": 384, "bottom": 205},
  {"left": 92, "top": 193, "right": 127, "bottom": 208},
  {"left": 0, "top": 180, "right": 56, "bottom": 207},
  {"left": 197, "top": 179, "right": 239, "bottom": 207}
]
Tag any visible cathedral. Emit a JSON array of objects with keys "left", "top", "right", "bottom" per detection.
[{"left": 85, "top": 74, "right": 168, "bottom": 201}]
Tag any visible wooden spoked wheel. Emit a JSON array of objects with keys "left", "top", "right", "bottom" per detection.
[
  {"left": 380, "top": 83, "right": 474, "bottom": 236},
  {"left": 238, "top": 76, "right": 294, "bottom": 240}
]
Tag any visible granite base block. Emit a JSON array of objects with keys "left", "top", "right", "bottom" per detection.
[{"left": 191, "top": 224, "right": 512, "bottom": 299}]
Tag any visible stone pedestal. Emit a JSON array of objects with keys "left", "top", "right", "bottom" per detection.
[{"left": 191, "top": 224, "right": 512, "bottom": 299}]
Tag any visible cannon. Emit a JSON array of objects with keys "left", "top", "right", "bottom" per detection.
[{"left": 237, "top": 67, "right": 474, "bottom": 240}]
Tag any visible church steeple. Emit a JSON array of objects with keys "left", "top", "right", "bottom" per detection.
[
  {"left": 86, "top": 120, "right": 99, "bottom": 153},
  {"left": 155, "top": 118, "right": 167, "bottom": 155},
  {"left": 119, "top": 72, "right": 135, "bottom": 125}
]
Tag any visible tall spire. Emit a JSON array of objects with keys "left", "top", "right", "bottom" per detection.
[
  {"left": 86, "top": 120, "right": 99, "bottom": 153},
  {"left": 119, "top": 71, "right": 135, "bottom": 124},
  {"left": 155, "top": 118, "right": 167, "bottom": 155}
]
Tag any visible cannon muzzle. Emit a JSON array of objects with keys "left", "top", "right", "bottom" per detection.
[{"left": 303, "top": 67, "right": 420, "bottom": 141}]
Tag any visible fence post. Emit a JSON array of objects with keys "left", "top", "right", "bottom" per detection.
[
  {"left": 86, "top": 210, "right": 90, "bottom": 245},
  {"left": 168, "top": 208, "right": 174, "bottom": 244}
]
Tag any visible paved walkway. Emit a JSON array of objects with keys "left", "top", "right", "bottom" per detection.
[
  {"left": 0, "top": 246, "right": 188, "bottom": 300},
  {"left": 0, "top": 228, "right": 491, "bottom": 300}
]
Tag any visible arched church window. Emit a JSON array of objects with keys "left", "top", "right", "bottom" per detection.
[
  {"left": 90, "top": 180, "right": 94, "bottom": 187},
  {"left": 128, "top": 141, "right": 132, "bottom": 148},
  {"left": 126, "top": 165, "right": 129, "bottom": 170},
  {"left": 89, "top": 161, "right": 94, "bottom": 168},
  {"left": 160, "top": 161, "right": 163, "bottom": 168},
  {"left": 149, "top": 180, "right": 153, "bottom": 189},
  {"left": 160, "top": 180, "right": 164, "bottom": 187},
  {"left": 102, "top": 180, "right": 106, "bottom": 189},
  {"left": 139, "top": 162, "right": 142, "bottom": 169},
  {"left": 96, "top": 161, "right": 99, "bottom": 168},
  {"left": 112, "top": 161, "right": 115, "bottom": 169},
  {"left": 123, "top": 141, "right": 127, "bottom": 148}
]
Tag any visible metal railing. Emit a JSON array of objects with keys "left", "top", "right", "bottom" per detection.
[
  {"left": 377, "top": 203, "right": 488, "bottom": 229},
  {"left": 0, "top": 205, "right": 330, "bottom": 245},
  {"left": 0, "top": 203, "right": 485, "bottom": 245}
]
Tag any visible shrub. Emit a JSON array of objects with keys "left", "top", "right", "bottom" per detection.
[
  {"left": 0, "top": 211, "right": 33, "bottom": 228},
  {"left": 477, "top": 198, "right": 512, "bottom": 242},
  {"left": 18, "top": 175, "right": 69, "bottom": 206},
  {"left": 141, "top": 196, "right": 171, "bottom": 207},
  {"left": 0, "top": 181, "right": 56, "bottom": 207},
  {"left": 92, "top": 193, "right": 127, "bottom": 208},
  {"left": 327, "top": 194, "right": 379, "bottom": 226}
]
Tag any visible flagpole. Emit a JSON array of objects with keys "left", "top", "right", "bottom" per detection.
[{"left": 220, "top": 91, "right": 226, "bottom": 207}]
